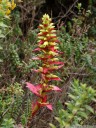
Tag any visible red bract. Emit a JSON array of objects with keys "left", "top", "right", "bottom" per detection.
[
  {"left": 26, "top": 82, "right": 42, "bottom": 97},
  {"left": 26, "top": 14, "right": 64, "bottom": 118}
]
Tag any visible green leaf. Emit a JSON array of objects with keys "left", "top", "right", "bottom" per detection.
[
  {"left": 49, "top": 123, "right": 56, "bottom": 128},
  {"left": 0, "top": 22, "right": 8, "bottom": 28},
  {"left": 72, "top": 107, "right": 78, "bottom": 114},
  {"left": 85, "top": 105, "right": 94, "bottom": 113},
  {"left": 55, "top": 117, "right": 65, "bottom": 126},
  {"left": 68, "top": 94, "right": 76, "bottom": 100},
  {"left": 78, "top": 112, "right": 88, "bottom": 119},
  {"left": 55, "top": 117, "right": 62, "bottom": 124},
  {"left": 0, "top": 34, "right": 5, "bottom": 38}
]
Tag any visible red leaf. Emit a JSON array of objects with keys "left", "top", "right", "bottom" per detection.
[
  {"left": 33, "top": 48, "right": 40, "bottom": 52},
  {"left": 56, "top": 50, "right": 63, "bottom": 54},
  {"left": 56, "top": 39, "right": 60, "bottom": 43},
  {"left": 38, "top": 40, "right": 44, "bottom": 45},
  {"left": 39, "top": 55, "right": 52, "bottom": 60},
  {"left": 58, "top": 64, "right": 64, "bottom": 69},
  {"left": 43, "top": 24, "right": 48, "bottom": 27},
  {"left": 47, "top": 77, "right": 62, "bottom": 81},
  {"left": 52, "top": 85, "right": 62, "bottom": 92},
  {"left": 43, "top": 68, "right": 48, "bottom": 74},
  {"left": 48, "top": 61, "right": 64, "bottom": 65},
  {"left": 42, "top": 95, "right": 47, "bottom": 102},
  {"left": 50, "top": 46, "right": 55, "bottom": 51},
  {"left": 51, "top": 77, "right": 62, "bottom": 81},
  {"left": 46, "top": 104, "right": 53, "bottom": 110},
  {"left": 38, "top": 102, "right": 52, "bottom": 111},
  {"left": 26, "top": 82, "right": 41, "bottom": 96},
  {"left": 32, "top": 102, "right": 40, "bottom": 117},
  {"left": 42, "top": 32, "right": 48, "bottom": 35}
]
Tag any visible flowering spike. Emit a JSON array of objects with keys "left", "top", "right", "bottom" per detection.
[{"left": 26, "top": 14, "right": 64, "bottom": 124}]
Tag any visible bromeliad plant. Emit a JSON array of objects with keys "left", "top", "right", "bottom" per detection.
[{"left": 26, "top": 14, "right": 63, "bottom": 117}]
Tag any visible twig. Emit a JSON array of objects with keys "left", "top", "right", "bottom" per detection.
[{"left": 53, "top": 0, "right": 79, "bottom": 23}]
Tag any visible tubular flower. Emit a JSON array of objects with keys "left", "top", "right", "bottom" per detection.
[
  {"left": 0, "top": 0, "right": 16, "bottom": 16},
  {"left": 26, "top": 14, "right": 64, "bottom": 118},
  {"left": 11, "top": 0, "right": 16, "bottom": 10}
]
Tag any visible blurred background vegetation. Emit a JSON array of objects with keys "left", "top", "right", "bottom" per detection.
[{"left": 0, "top": 0, "right": 96, "bottom": 127}]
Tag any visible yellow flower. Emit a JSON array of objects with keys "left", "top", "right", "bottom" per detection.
[
  {"left": 7, "top": 2, "right": 11, "bottom": 8},
  {"left": 6, "top": 9, "right": 11, "bottom": 15},
  {"left": 11, "top": 0, "right": 16, "bottom": 10},
  {"left": 0, "top": 0, "right": 16, "bottom": 16}
]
